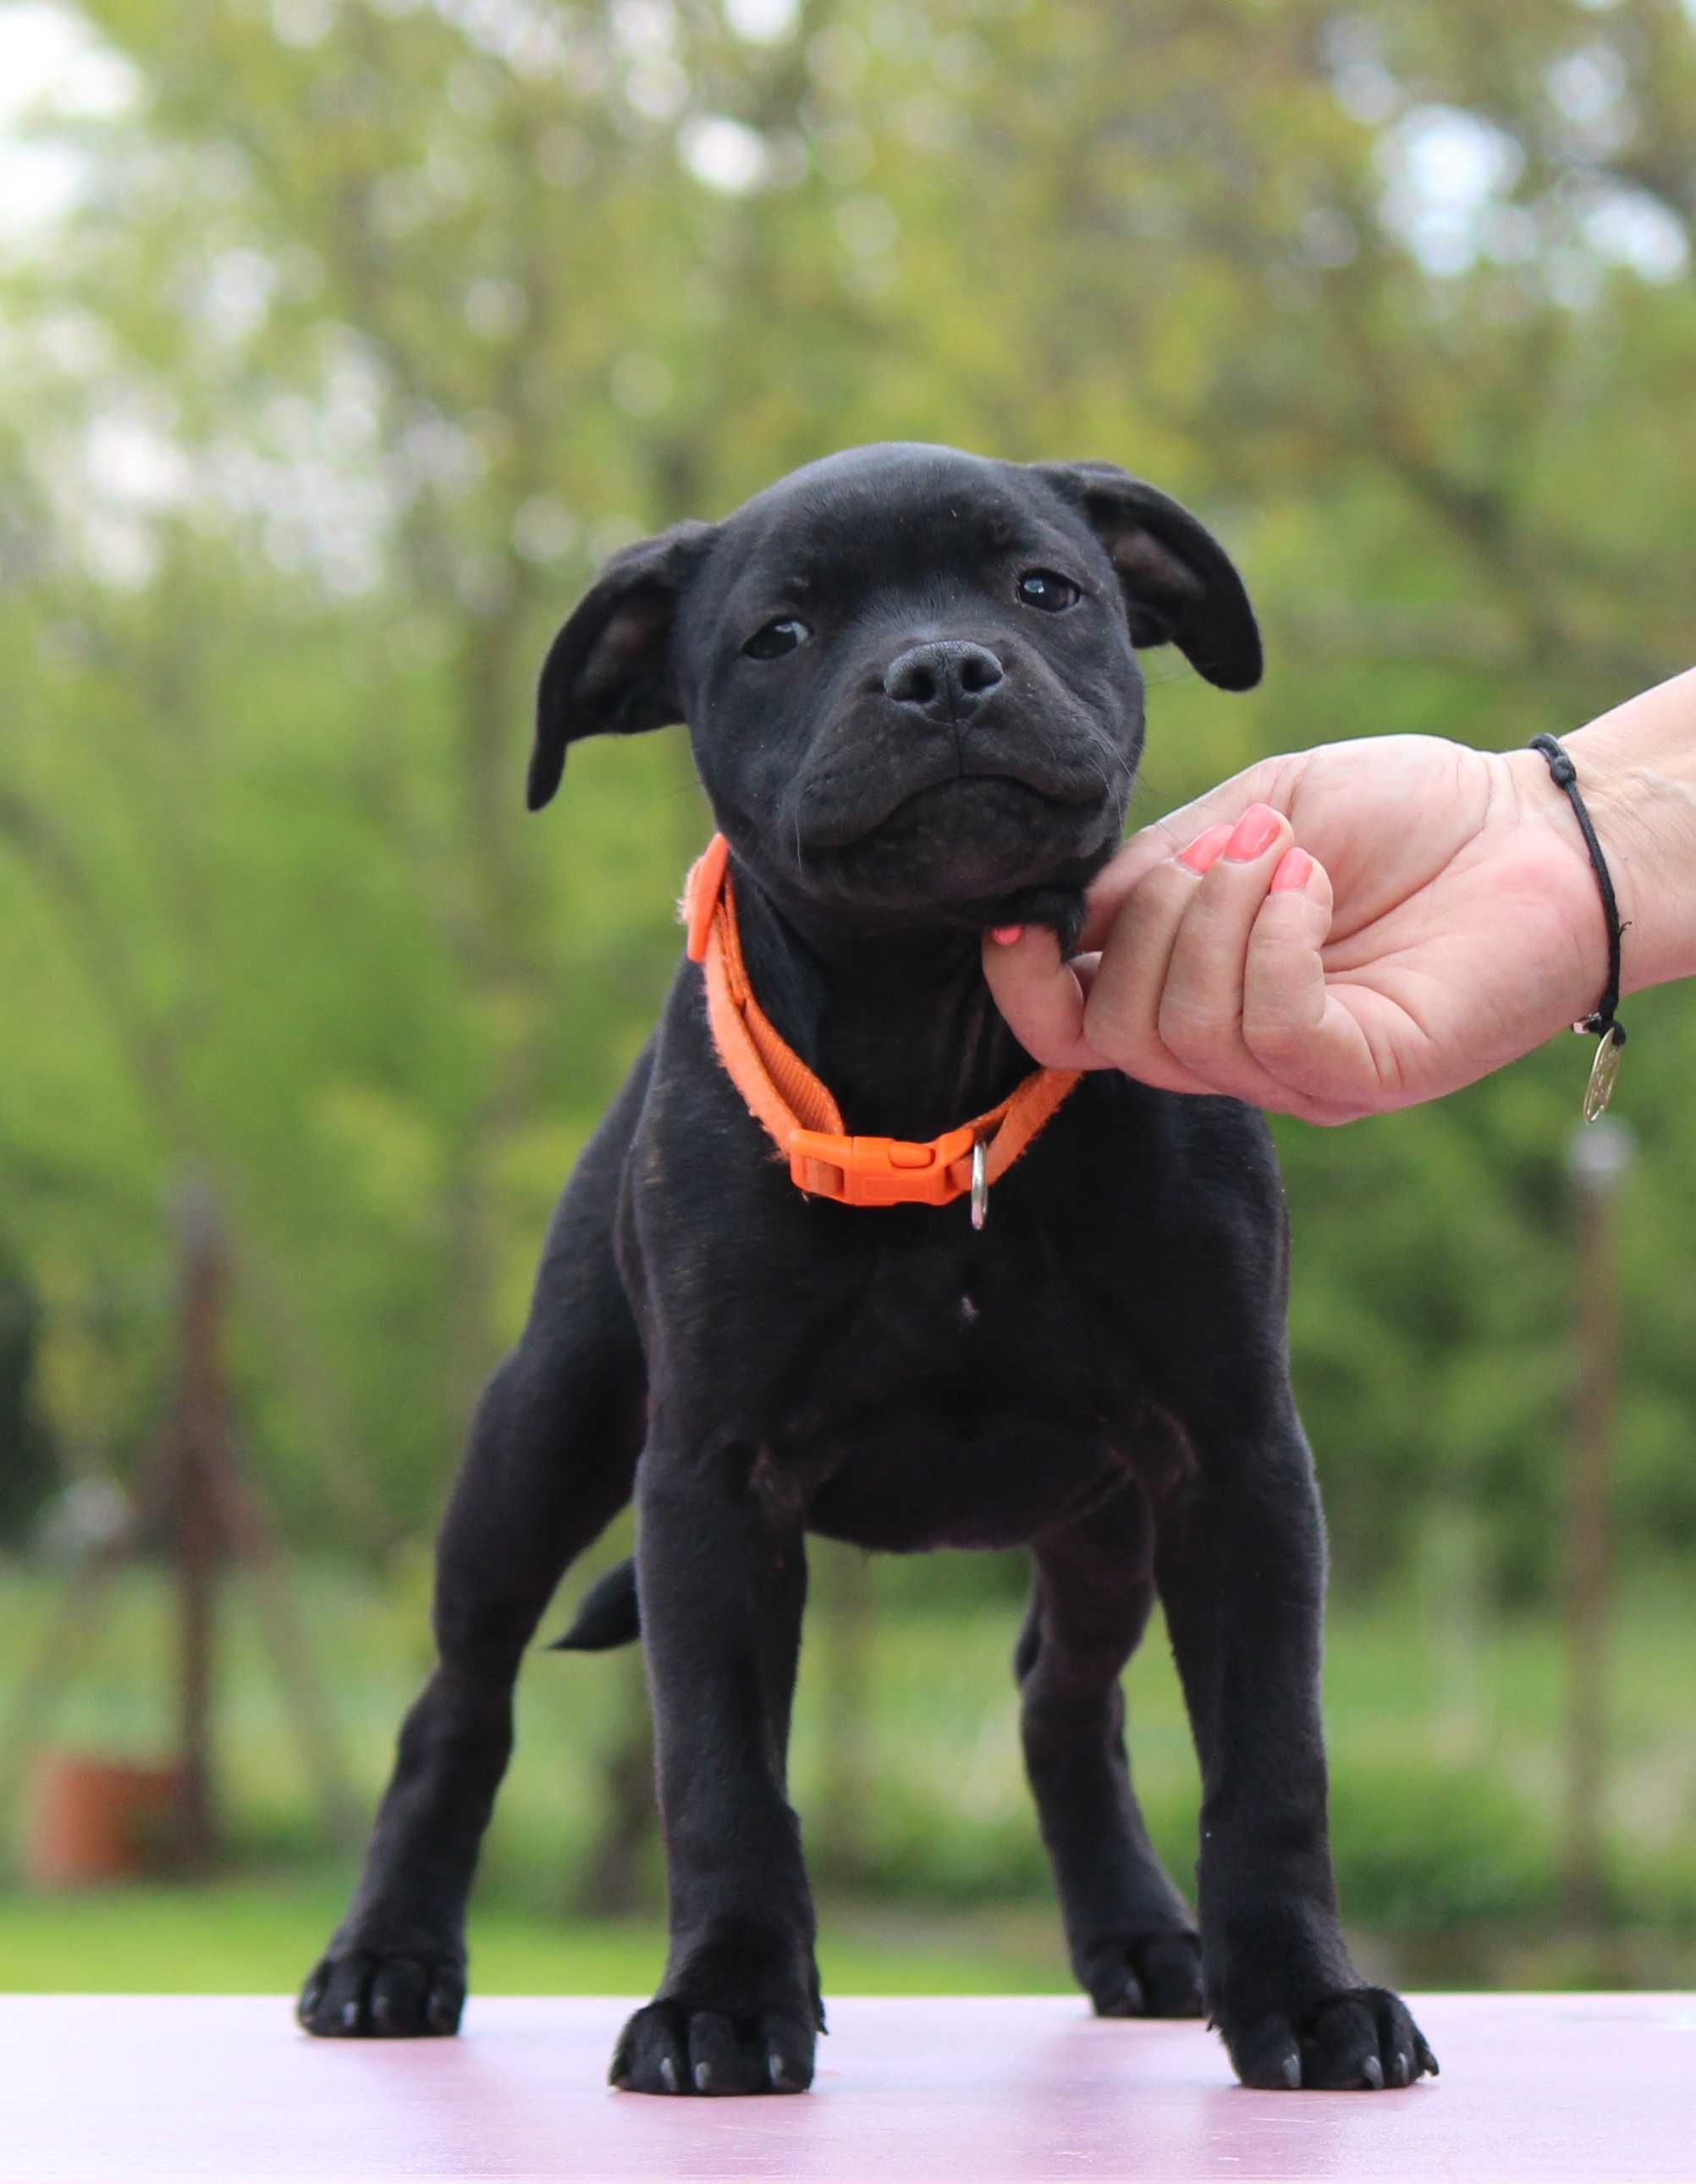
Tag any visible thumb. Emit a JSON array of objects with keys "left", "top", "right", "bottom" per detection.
[{"left": 981, "top": 924, "right": 1106, "bottom": 1070}]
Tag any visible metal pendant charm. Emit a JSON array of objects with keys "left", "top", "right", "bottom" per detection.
[
  {"left": 970, "top": 1140, "right": 988, "bottom": 1230},
  {"left": 1583, "top": 1025, "right": 1623, "bottom": 1124}
]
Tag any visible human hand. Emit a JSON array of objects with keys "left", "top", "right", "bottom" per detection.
[{"left": 983, "top": 736, "right": 1608, "bottom": 1123}]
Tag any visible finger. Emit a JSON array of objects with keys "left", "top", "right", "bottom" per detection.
[
  {"left": 1154, "top": 805, "right": 1298, "bottom": 1096},
  {"left": 1241, "top": 850, "right": 1386, "bottom": 1112},
  {"left": 982, "top": 925, "right": 1107, "bottom": 1070},
  {"left": 1079, "top": 758, "right": 1289, "bottom": 951},
  {"left": 1242, "top": 849, "right": 1333, "bottom": 1063},
  {"left": 989, "top": 819, "right": 1373, "bottom": 1121},
  {"left": 1078, "top": 828, "right": 1242, "bottom": 1097}
]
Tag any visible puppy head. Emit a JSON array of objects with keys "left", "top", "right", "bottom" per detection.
[{"left": 531, "top": 444, "right": 1260, "bottom": 934}]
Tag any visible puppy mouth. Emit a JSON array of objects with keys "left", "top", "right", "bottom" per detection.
[
  {"left": 887, "top": 768, "right": 1100, "bottom": 829},
  {"left": 799, "top": 763, "right": 1112, "bottom": 855},
  {"left": 788, "top": 772, "right": 1123, "bottom": 924}
]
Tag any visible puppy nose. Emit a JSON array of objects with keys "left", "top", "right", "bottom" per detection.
[{"left": 883, "top": 641, "right": 1005, "bottom": 723}]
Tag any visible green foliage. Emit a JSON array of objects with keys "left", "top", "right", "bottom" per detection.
[
  {"left": 1328, "top": 1762, "right": 1556, "bottom": 1933},
  {"left": 0, "top": 0, "right": 1692, "bottom": 1599},
  {"left": 0, "top": 1245, "right": 58, "bottom": 1544}
]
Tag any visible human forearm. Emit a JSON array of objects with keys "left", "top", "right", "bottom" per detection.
[{"left": 1561, "top": 667, "right": 1696, "bottom": 996}]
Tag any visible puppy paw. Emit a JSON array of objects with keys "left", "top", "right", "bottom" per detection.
[
  {"left": 297, "top": 1950, "right": 466, "bottom": 2038},
  {"left": 610, "top": 1999, "right": 816, "bottom": 2095},
  {"left": 1079, "top": 1931, "right": 1204, "bottom": 2019},
  {"left": 1222, "top": 1985, "right": 1438, "bottom": 2091}
]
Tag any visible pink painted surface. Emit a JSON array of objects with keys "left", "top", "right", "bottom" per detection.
[{"left": 0, "top": 1994, "right": 1693, "bottom": 2184}]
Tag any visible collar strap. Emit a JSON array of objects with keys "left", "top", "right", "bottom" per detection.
[{"left": 682, "top": 833, "right": 1080, "bottom": 1211}]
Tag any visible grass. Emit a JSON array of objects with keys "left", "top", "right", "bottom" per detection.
[
  {"left": 0, "top": 1877, "right": 1076, "bottom": 1996},
  {"left": 3, "top": 1551, "right": 1694, "bottom": 1993}
]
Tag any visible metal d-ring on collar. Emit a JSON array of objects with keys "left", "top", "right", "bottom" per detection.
[{"left": 971, "top": 1139, "right": 988, "bottom": 1231}]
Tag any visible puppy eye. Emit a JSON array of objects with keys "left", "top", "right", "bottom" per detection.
[
  {"left": 1016, "top": 569, "right": 1082, "bottom": 613},
  {"left": 743, "top": 616, "right": 811, "bottom": 659}
]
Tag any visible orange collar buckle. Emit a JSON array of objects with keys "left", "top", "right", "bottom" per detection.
[{"left": 788, "top": 1123, "right": 977, "bottom": 1209}]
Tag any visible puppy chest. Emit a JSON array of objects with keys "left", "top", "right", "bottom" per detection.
[{"left": 781, "top": 1255, "right": 1148, "bottom": 1552}]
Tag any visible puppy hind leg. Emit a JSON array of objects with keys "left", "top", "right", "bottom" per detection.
[
  {"left": 299, "top": 1291, "right": 644, "bottom": 2039},
  {"left": 1018, "top": 1486, "right": 1202, "bottom": 2021}
]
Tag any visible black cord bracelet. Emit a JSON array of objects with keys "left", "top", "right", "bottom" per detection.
[{"left": 1528, "top": 733, "right": 1627, "bottom": 1122}]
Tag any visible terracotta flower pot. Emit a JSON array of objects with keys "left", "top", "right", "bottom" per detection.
[{"left": 24, "top": 1753, "right": 185, "bottom": 1887}]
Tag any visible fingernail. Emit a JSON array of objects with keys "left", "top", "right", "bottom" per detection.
[
  {"left": 988, "top": 924, "right": 1025, "bottom": 945},
  {"left": 1224, "top": 802, "right": 1282, "bottom": 863},
  {"left": 1269, "top": 847, "right": 1313, "bottom": 893},
  {"left": 1176, "top": 822, "right": 1236, "bottom": 875}
]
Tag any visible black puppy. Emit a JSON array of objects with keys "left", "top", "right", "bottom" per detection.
[{"left": 299, "top": 443, "right": 1435, "bottom": 2098}]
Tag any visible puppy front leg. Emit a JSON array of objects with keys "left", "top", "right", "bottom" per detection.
[
  {"left": 611, "top": 1437, "right": 821, "bottom": 2097},
  {"left": 1156, "top": 1414, "right": 1438, "bottom": 2092}
]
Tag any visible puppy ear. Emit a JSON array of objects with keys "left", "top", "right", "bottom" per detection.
[
  {"left": 528, "top": 520, "right": 716, "bottom": 811},
  {"left": 1029, "top": 461, "right": 1262, "bottom": 691}
]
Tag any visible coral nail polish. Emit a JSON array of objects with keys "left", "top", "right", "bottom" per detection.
[
  {"left": 1177, "top": 823, "right": 1236, "bottom": 875},
  {"left": 1270, "top": 847, "right": 1313, "bottom": 893},
  {"left": 988, "top": 925, "right": 1025, "bottom": 945},
  {"left": 1225, "top": 803, "right": 1282, "bottom": 862}
]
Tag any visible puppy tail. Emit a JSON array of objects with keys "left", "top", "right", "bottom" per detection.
[{"left": 547, "top": 1558, "right": 641, "bottom": 1652}]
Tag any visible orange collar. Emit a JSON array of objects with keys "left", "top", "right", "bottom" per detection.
[{"left": 682, "top": 833, "right": 1079, "bottom": 1220}]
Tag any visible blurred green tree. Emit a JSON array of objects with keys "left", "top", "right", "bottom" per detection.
[
  {"left": 0, "top": 1243, "right": 58, "bottom": 1545},
  {"left": 0, "top": 0, "right": 1690, "bottom": 1598}
]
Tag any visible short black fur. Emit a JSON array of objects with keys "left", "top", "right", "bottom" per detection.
[{"left": 299, "top": 444, "right": 1435, "bottom": 2097}]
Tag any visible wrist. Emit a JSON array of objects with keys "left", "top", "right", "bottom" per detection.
[
  {"left": 1502, "top": 745, "right": 1616, "bottom": 1031},
  {"left": 1563, "top": 670, "right": 1696, "bottom": 995}
]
